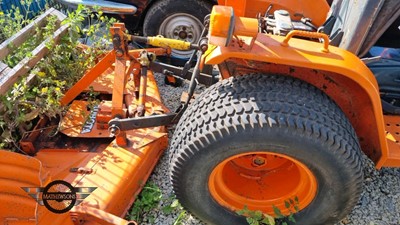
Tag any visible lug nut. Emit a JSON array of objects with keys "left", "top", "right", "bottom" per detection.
[{"left": 253, "top": 157, "right": 266, "bottom": 166}]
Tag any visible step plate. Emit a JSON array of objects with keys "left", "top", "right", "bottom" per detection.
[{"left": 383, "top": 115, "right": 400, "bottom": 167}]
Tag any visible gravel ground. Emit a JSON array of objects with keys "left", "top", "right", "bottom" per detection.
[{"left": 140, "top": 73, "right": 400, "bottom": 225}]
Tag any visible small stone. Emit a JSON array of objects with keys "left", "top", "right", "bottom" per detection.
[{"left": 341, "top": 217, "right": 350, "bottom": 224}]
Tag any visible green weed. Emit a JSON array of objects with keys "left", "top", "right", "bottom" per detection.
[
  {"left": 237, "top": 197, "right": 300, "bottom": 225},
  {"left": 237, "top": 205, "right": 275, "bottom": 225},
  {"left": 126, "top": 182, "right": 163, "bottom": 223},
  {"left": 0, "top": 3, "right": 116, "bottom": 151},
  {"left": 126, "top": 182, "right": 187, "bottom": 224}
]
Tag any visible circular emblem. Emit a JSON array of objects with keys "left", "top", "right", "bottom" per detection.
[{"left": 42, "top": 180, "right": 77, "bottom": 214}]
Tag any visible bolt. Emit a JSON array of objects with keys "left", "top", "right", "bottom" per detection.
[
  {"left": 116, "top": 50, "right": 124, "bottom": 57},
  {"left": 277, "top": 10, "right": 290, "bottom": 16},
  {"left": 179, "top": 31, "right": 187, "bottom": 39},
  {"left": 109, "top": 124, "right": 119, "bottom": 137},
  {"left": 201, "top": 45, "right": 208, "bottom": 53},
  {"left": 253, "top": 157, "right": 266, "bottom": 166}
]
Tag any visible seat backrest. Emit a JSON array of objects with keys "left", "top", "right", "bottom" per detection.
[
  {"left": 358, "top": 0, "right": 400, "bottom": 57},
  {"left": 323, "top": 0, "right": 385, "bottom": 55}
]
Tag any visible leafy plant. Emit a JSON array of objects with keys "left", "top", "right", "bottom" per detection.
[
  {"left": 173, "top": 210, "right": 187, "bottom": 225},
  {"left": 162, "top": 196, "right": 187, "bottom": 225},
  {"left": 237, "top": 205, "right": 275, "bottom": 225},
  {"left": 162, "top": 197, "right": 182, "bottom": 214},
  {"left": 126, "top": 182, "right": 163, "bottom": 223},
  {"left": 237, "top": 197, "right": 300, "bottom": 225},
  {"left": 273, "top": 196, "right": 299, "bottom": 225},
  {"left": 0, "top": 2, "right": 27, "bottom": 42},
  {"left": 0, "top": 0, "right": 52, "bottom": 43},
  {"left": 125, "top": 183, "right": 188, "bottom": 224},
  {"left": 0, "top": 3, "right": 117, "bottom": 151}
]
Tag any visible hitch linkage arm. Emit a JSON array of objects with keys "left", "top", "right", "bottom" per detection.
[{"left": 108, "top": 113, "right": 177, "bottom": 131}]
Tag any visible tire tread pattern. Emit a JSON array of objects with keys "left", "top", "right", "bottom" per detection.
[{"left": 169, "top": 74, "right": 363, "bottom": 224}]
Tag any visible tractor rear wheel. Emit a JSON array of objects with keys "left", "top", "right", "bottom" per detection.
[{"left": 169, "top": 74, "right": 364, "bottom": 225}]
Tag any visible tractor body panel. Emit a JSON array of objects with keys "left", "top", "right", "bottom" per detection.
[
  {"left": 0, "top": 150, "right": 75, "bottom": 225},
  {"left": 35, "top": 129, "right": 167, "bottom": 223},
  {"left": 204, "top": 32, "right": 400, "bottom": 168},
  {"left": 0, "top": 21, "right": 170, "bottom": 224},
  {"left": 0, "top": 69, "right": 168, "bottom": 224},
  {"left": 217, "top": 0, "right": 330, "bottom": 26}
]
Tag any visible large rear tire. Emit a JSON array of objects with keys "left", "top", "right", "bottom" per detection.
[{"left": 169, "top": 74, "right": 363, "bottom": 225}]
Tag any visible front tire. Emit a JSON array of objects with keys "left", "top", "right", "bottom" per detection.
[
  {"left": 143, "top": 0, "right": 212, "bottom": 60},
  {"left": 169, "top": 74, "right": 363, "bottom": 225}
]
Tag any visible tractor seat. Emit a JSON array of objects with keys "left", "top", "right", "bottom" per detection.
[{"left": 321, "top": 0, "right": 400, "bottom": 57}]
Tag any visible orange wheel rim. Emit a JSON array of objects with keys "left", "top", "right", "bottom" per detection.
[{"left": 209, "top": 152, "right": 317, "bottom": 215}]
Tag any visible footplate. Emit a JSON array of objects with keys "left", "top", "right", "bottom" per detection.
[{"left": 382, "top": 115, "right": 400, "bottom": 167}]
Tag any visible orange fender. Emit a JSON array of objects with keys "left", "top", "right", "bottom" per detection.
[{"left": 203, "top": 33, "right": 389, "bottom": 168}]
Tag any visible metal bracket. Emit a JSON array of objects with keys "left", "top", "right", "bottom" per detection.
[
  {"left": 150, "top": 61, "right": 217, "bottom": 86},
  {"left": 108, "top": 113, "right": 177, "bottom": 131}
]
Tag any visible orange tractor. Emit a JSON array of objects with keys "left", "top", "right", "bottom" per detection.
[{"left": 1, "top": 0, "right": 400, "bottom": 224}]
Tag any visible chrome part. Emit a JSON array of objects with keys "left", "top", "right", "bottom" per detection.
[
  {"left": 258, "top": 5, "right": 316, "bottom": 36},
  {"left": 56, "top": 0, "right": 137, "bottom": 14},
  {"left": 274, "top": 10, "right": 293, "bottom": 35},
  {"left": 159, "top": 13, "right": 203, "bottom": 59}
]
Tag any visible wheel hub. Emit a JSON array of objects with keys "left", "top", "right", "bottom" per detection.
[
  {"left": 179, "top": 31, "right": 187, "bottom": 39},
  {"left": 252, "top": 156, "right": 266, "bottom": 166},
  {"left": 208, "top": 152, "right": 317, "bottom": 215},
  {"left": 159, "top": 13, "right": 202, "bottom": 58}
]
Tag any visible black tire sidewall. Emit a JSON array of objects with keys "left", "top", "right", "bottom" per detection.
[
  {"left": 143, "top": 0, "right": 212, "bottom": 36},
  {"left": 170, "top": 75, "right": 363, "bottom": 225},
  {"left": 175, "top": 124, "right": 357, "bottom": 225}
]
